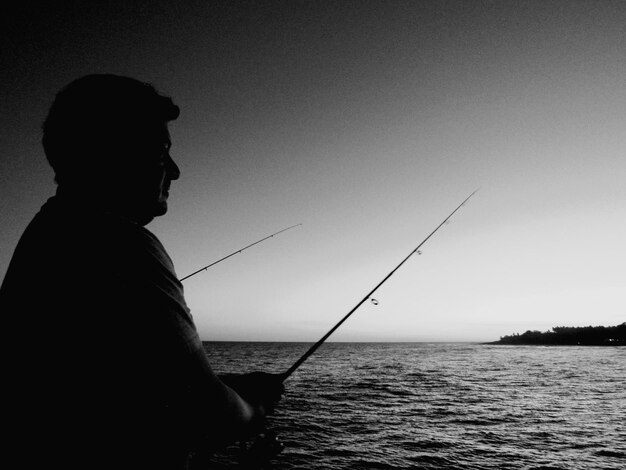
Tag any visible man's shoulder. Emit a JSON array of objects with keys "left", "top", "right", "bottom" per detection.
[{"left": 23, "top": 196, "right": 172, "bottom": 269}]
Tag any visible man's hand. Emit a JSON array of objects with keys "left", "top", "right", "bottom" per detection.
[{"left": 219, "top": 372, "right": 285, "bottom": 415}]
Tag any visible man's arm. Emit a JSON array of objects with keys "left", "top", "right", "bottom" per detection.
[{"left": 122, "top": 225, "right": 283, "bottom": 450}]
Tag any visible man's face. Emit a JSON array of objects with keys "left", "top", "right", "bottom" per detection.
[
  {"left": 120, "top": 123, "right": 180, "bottom": 225},
  {"left": 150, "top": 127, "right": 180, "bottom": 216}
]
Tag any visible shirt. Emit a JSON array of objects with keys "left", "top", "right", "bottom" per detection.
[{"left": 1, "top": 195, "right": 213, "bottom": 469}]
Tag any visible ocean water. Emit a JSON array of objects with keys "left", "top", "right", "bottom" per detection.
[{"left": 201, "top": 342, "right": 626, "bottom": 469}]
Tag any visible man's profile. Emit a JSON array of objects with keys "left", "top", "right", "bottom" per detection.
[{"left": 0, "top": 74, "right": 283, "bottom": 470}]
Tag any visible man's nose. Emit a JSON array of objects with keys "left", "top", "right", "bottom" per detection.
[{"left": 166, "top": 154, "right": 180, "bottom": 180}]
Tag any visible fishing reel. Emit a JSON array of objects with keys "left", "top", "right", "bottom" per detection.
[
  {"left": 189, "top": 427, "right": 283, "bottom": 469},
  {"left": 238, "top": 429, "right": 284, "bottom": 468}
]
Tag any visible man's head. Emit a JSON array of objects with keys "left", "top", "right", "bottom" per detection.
[{"left": 43, "top": 74, "right": 180, "bottom": 225}]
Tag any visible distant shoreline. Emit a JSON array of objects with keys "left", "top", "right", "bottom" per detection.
[
  {"left": 484, "top": 341, "right": 624, "bottom": 346},
  {"left": 487, "top": 323, "right": 625, "bottom": 346}
]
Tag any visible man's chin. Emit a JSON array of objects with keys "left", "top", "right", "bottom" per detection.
[
  {"left": 136, "top": 201, "right": 167, "bottom": 226},
  {"left": 154, "top": 200, "right": 168, "bottom": 217}
]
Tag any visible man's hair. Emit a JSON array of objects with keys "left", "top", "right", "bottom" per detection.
[{"left": 42, "top": 74, "right": 179, "bottom": 184}]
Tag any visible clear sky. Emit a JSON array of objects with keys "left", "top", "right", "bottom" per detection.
[{"left": 1, "top": 1, "right": 624, "bottom": 342}]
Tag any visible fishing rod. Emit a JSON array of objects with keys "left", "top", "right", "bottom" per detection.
[
  {"left": 179, "top": 223, "right": 302, "bottom": 282},
  {"left": 281, "top": 190, "right": 478, "bottom": 380}
]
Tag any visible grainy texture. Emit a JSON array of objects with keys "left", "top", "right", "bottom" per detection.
[{"left": 203, "top": 342, "right": 626, "bottom": 469}]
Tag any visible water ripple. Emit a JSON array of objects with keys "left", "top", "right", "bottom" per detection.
[{"left": 202, "top": 343, "right": 626, "bottom": 469}]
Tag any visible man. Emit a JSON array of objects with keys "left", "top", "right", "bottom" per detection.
[{"left": 1, "top": 75, "right": 284, "bottom": 469}]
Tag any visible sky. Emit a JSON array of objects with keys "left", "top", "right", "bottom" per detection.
[{"left": 1, "top": 1, "right": 625, "bottom": 342}]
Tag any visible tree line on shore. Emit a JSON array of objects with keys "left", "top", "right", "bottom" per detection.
[{"left": 492, "top": 322, "right": 625, "bottom": 346}]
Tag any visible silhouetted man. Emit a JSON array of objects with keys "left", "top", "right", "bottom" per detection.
[{"left": 1, "top": 75, "right": 283, "bottom": 469}]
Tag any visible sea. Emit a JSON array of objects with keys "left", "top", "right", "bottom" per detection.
[{"left": 200, "top": 342, "right": 625, "bottom": 470}]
